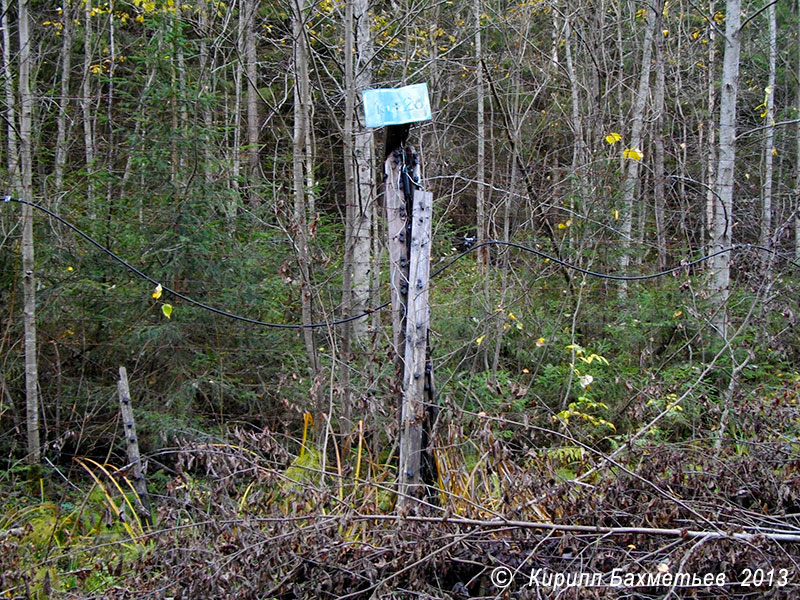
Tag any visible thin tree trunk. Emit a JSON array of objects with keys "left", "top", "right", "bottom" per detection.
[
  {"left": 105, "top": 3, "right": 116, "bottom": 212},
  {"left": 710, "top": 0, "right": 742, "bottom": 340},
  {"left": 618, "top": 1, "right": 656, "bottom": 296},
  {"left": 475, "top": 0, "right": 487, "bottom": 272},
  {"left": 705, "top": 1, "right": 717, "bottom": 252},
  {"left": 564, "top": 18, "right": 588, "bottom": 239},
  {"left": 759, "top": 0, "right": 776, "bottom": 274},
  {"left": 175, "top": 5, "right": 189, "bottom": 187},
  {"left": 653, "top": 6, "right": 667, "bottom": 271},
  {"left": 340, "top": 0, "right": 375, "bottom": 428},
  {"left": 243, "top": 0, "right": 259, "bottom": 190},
  {"left": 199, "top": 0, "right": 214, "bottom": 187},
  {"left": 231, "top": 3, "right": 243, "bottom": 206},
  {"left": 797, "top": 0, "right": 800, "bottom": 261},
  {"left": 292, "top": 0, "right": 320, "bottom": 401},
  {"left": 53, "top": 1, "right": 74, "bottom": 197},
  {"left": 1, "top": 0, "right": 20, "bottom": 191},
  {"left": 341, "top": 0, "right": 356, "bottom": 431},
  {"left": 18, "top": 0, "right": 40, "bottom": 465},
  {"left": 82, "top": 0, "right": 95, "bottom": 212},
  {"left": 351, "top": 0, "right": 374, "bottom": 344}
]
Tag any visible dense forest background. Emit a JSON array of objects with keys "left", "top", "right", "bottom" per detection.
[{"left": 2, "top": 0, "right": 800, "bottom": 597}]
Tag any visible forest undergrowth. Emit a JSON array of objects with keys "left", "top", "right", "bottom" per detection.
[
  {"left": 2, "top": 371, "right": 800, "bottom": 599},
  {"left": 3, "top": 244, "right": 800, "bottom": 599}
]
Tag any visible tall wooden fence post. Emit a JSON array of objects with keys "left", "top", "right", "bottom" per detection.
[
  {"left": 385, "top": 146, "right": 436, "bottom": 510},
  {"left": 117, "top": 366, "right": 151, "bottom": 525}
]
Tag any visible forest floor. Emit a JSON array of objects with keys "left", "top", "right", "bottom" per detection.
[{"left": 3, "top": 421, "right": 800, "bottom": 599}]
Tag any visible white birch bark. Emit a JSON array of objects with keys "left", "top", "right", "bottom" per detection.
[
  {"left": 1, "top": 0, "right": 20, "bottom": 190},
  {"left": 351, "top": 0, "right": 374, "bottom": 343},
  {"left": 705, "top": 1, "right": 717, "bottom": 251},
  {"left": 797, "top": 0, "right": 800, "bottom": 261},
  {"left": 18, "top": 0, "right": 40, "bottom": 464},
  {"left": 243, "top": 0, "right": 260, "bottom": 187},
  {"left": 710, "top": 0, "right": 742, "bottom": 340},
  {"left": 476, "top": 0, "right": 487, "bottom": 272},
  {"left": 82, "top": 0, "right": 95, "bottom": 212},
  {"left": 54, "top": 1, "right": 74, "bottom": 197},
  {"left": 653, "top": 3, "right": 667, "bottom": 270},
  {"left": 618, "top": 2, "right": 656, "bottom": 296},
  {"left": 758, "top": 0, "right": 776, "bottom": 273}
]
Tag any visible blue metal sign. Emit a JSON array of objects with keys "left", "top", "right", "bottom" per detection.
[{"left": 362, "top": 83, "right": 432, "bottom": 128}]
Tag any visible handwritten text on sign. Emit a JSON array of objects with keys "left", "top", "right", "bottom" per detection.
[{"left": 362, "top": 83, "right": 432, "bottom": 128}]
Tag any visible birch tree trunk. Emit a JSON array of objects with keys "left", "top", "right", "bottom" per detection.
[
  {"left": 174, "top": 5, "right": 189, "bottom": 187},
  {"left": 797, "top": 0, "right": 800, "bottom": 261},
  {"left": 341, "top": 0, "right": 356, "bottom": 429},
  {"left": 758, "top": 0, "right": 776, "bottom": 274},
  {"left": 618, "top": 1, "right": 656, "bottom": 296},
  {"left": 198, "top": 0, "right": 214, "bottom": 187},
  {"left": 705, "top": 1, "right": 717, "bottom": 252},
  {"left": 351, "top": 0, "right": 374, "bottom": 344},
  {"left": 563, "top": 18, "right": 588, "bottom": 231},
  {"left": 1, "top": 0, "right": 20, "bottom": 191},
  {"left": 53, "top": 1, "right": 74, "bottom": 197},
  {"left": 243, "top": 0, "right": 260, "bottom": 189},
  {"left": 710, "top": 0, "right": 742, "bottom": 340},
  {"left": 18, "top": 0, "right": 40, "bottom": 464},
  {"left": 82, "top": 0, "right": 95, "bottom": 212},
  {"left": 653, "top": 4, "right": 667, "bottom": 271},
  {"left": 475, "top": 0, "right": 487, "bottom": 273},
  {"left": 231, "top": 3, "right": 243, "bottom": 204},
  {"left": 292, "top": 0, "right": 320, "bottom": 397}
]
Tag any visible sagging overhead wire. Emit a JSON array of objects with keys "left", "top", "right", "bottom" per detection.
[
  {"left": 2, "top": 195, "right": 795, "bottom": 330},
  {"left": 431, "top": 239, "right": 797, "bottom": 282},
  {"left": 4, "top": 195, "right": 372, "bottom": 330}
]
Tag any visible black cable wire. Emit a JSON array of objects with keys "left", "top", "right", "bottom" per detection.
[
  {"left": 432, "top": 239, "right": 798, "bottom": 281},
  {"left": 4, "top": 195, "right": 384, "bottom": 330},
  {"left": 3, "top": 195, "right": 796, "bottom": 329}
]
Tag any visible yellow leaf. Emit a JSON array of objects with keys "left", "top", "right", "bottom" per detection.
[
  {"left": 152, "top": 283, "right": 163, "bottom": 299},
  {"left": 508, "top": 312, "right": 517, "bottom": 320},
  {"left": 612, "top": 208, "right": 619, "bottom": 221},
  {"left": 673, "top": 310, "right": 683, "bottom": 318},
  {"left": 557, "top": 223, "right": 567, "bottom": 230},
  {"left": 476, "top": 335, "right": 485, "bottom": 346},
  {"left": 623, "top": 148, "right": 643, "bottom": 161},
  {"left": 605, "top": 132, "right": 622, "bottom": 145},
  {"left": 161, "top": 304, "right": 173, "bottom": 319},
  {"left": 772, "top": 148, "right": 778, "bottom": 157},
  {"left": 67, "top": 266, "right": 74, "bottom": 271},
  {"left": 536, "top": 337, "right": 545, "bottom": 347}
]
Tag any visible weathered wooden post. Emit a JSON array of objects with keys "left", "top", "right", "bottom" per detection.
[
  {"left": 363, "top": 84, "right": 436, "bottom": 509},
  {"left": 117, "top": 366, "right": 151, "bottom": 525}
]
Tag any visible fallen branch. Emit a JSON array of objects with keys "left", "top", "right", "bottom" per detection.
[{"left": 353, "top": 513, "right": 800, "bottom": 544}]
